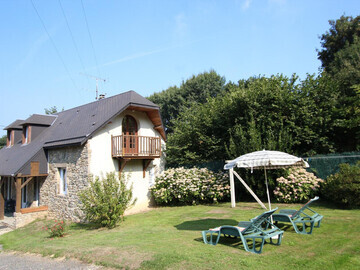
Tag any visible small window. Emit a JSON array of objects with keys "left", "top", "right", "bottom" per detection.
[
  {"left": 59, "top": 168, "right": 67, "bottom": 195},
  {"left": 7, "top": 130, "right": 14, "bottom": 147},
  {"left": 7, "top": 177, "right": 12, "bottom": 200},
  {"left": 23, "top": 126, "right": 31, "bottom": 144}
]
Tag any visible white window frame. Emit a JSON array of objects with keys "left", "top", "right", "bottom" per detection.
[
  {"left": 58, "top": 168, "right": 67, "bottom": 195},
  {"left": 21, "top": 179, "right": 27, "bottom": 208},
  {"left": 24, "top": 126, "right": 29, "bottom": 144}
]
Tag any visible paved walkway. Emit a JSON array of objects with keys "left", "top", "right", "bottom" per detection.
[
  {"left": 0, "top": 225, "right": 13, "bottom": 236},
  {"left": 0, "top": 252, "right": 104, "bottom": 270}
]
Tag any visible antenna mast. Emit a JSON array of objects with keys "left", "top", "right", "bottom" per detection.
[{"left": 80, "top": 73, "right": 106, "bottom": 100}]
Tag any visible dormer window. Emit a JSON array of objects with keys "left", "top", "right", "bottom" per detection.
[
  {"left": 7, "top": 130, "right": 14, "bottom": 147},
  {"left": 22, "top": 126, "right": 31, "bottom": 144}
]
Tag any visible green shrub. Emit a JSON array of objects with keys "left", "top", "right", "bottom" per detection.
[
  {"left": 323, "top": 162, "right": 360, "bottom": 208},
  {"left": 150, "top": 167, "right": 230, "bottom": 205},
  {"left": 273, "top": 168, "right": 324, "bottom": 203},
  {"left": 78, "top": 172, "right": 136, "bottom": 228}
]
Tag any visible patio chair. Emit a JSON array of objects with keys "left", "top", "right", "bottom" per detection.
[
  {"left": 272, "top": 196, "right": 323, "bottom": 235},
  {"left": 202, "top": 208, "right": 283, "bottom": 254}
]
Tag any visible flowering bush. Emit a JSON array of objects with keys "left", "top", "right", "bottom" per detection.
[
  {"left": 273, "top": 168, "right": 324, "bottom": 203},
  {"left": 150, "top": 167, "right": 230, "bottom": 205},
  {"left": 42, "top": 220, "right": 66, "bottom": 238}
]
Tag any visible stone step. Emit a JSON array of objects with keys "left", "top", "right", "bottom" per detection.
[{"left": 0, "top": 224, "right": 14, "bottom": 236}]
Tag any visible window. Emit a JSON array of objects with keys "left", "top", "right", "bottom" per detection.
[
  {"left": 6, "top": 177, "right": 12, "bottom": 200},
  {"left": 22, "top": 126, "right": 31, "bottom": 144},
  {"left": 7, "top": 130, "right": 14, "bottom": 147},
  {"left": 59, "top": 168, "right": 67, "bottom": 195},
  {"left": 21, "top": 179, "right": 27, "bottom": 208}
]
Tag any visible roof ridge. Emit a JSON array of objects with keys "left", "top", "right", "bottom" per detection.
[{"left": 57, "top": 91, "right": 133, "bottom": 114}]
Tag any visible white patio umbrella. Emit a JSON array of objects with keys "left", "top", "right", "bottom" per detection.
[{"left": 224, "top": 150, "right": 309, "bottom": 210}]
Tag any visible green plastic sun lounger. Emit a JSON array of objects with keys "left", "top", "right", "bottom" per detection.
[
  {"left": 202, "top": 208, "right": 283, "bottom": 254},
  {"left": 272, "top": 196, "right": 323, "bottom": 235}
]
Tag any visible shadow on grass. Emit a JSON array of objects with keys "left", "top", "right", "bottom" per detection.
[
  {"left": 194, "top": 235, "right": 265, "bottom": 252},
  {"left": 175, "top": 218, "right": 237, "bottom": 231},
  {"left": 69, "top": 222, "right": 101, "bottom": 231}
]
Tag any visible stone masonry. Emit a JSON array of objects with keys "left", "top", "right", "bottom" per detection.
[{"left": 41, "top": 144, "right": 90, "bottom": 222}]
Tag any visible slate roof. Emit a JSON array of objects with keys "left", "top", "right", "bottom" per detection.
[
  {"left": 21, "top": 114, "right": 57, "bottom": 126},
  {"left": 4, "top": 119, "right": 24, "bottom": 130},
  {"left": 0, "top": 91, "right": 163, "bottom": 176}
]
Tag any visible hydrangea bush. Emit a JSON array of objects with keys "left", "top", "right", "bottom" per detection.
[
  {"left": 150, "top": 167, "right": 230, "bottom": 205},
  {"left": 273, "top": 168, "right": 324, "bottom": 203}
]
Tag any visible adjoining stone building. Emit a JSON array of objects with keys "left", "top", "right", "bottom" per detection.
[{"left": 0, "top": 91, "right": 166, "bottom": 227}]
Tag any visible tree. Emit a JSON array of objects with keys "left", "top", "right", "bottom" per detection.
[
  {"left": 44, "top": 106, "right": 63, "bottom": 115},
  {"left": 0, "top": 135, "right": 6, "bottom": 149},
  {"left": 318, "top": 15, "right": 360, "bottom": 151},
  {"left": 148, "top": 70, "right": 226, "bottom": 133},
  {"left": 318, "top": 15, "right": 360, "bottom": 72},
  {"left": 165, "top": 73, "right": 342, "bottom": 167}
]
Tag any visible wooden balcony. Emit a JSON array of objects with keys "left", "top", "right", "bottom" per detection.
[{"left": 111, "top": 135, "right": 161, "bottom": 159}]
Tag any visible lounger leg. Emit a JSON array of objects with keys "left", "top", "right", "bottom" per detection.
[
  {"left": 202, "top": 231, "right": 220, "bottom": 245},
  {"left": 243, "top": 236, "right": 265, "bottom": 254},
  {"left": 269, "top": 233, "right": 283, "bottom": 246},
  {"left": 292, "top": 220, "right": 314, "bottom": 234},
  {"left": 314, "top": 219, "right": 322, "bottom": 228}
]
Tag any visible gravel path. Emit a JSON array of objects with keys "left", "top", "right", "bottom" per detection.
[{"left": 0, "top": 252, "right": 104, "bottom": 270}]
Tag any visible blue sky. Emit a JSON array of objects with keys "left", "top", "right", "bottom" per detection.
[{"left": 0, "top": 0, "right": 358, "bottom": 136}]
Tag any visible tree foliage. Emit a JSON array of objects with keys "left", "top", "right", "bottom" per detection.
[
  {"left": 323, "top": 162, "right": 360, "bottom": 208},
  {"left": 318, "top": 15, "right": 360, "bottom": 151},
  {"left": 166, "top": 74, "right": 340, "bottom": 167},
  {"left": 318, "top": 15, "right": 360, "bottom": 72},
  {"left": 0, "top": 135, "right": 6, "bottom": 149},
  {"left": 44, "top": 106, "right": 63, "bottom": 115},
  {"left": 148, "top": 70, "right": 226, "bottom": 133}
]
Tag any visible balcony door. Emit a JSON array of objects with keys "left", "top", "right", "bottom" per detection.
[{"left": 122, "top": 115, "right": 138, "bottom": 155}]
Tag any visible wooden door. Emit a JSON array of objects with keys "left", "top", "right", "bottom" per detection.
[{"left": 122, "top": 115, "right": 138, "bottom": 155}]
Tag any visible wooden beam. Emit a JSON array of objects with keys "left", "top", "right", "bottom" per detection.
[
  {"left": 16, "top": 177, "right": 21, "bottom": 213},
  {"left": 21, "top": 177, "right": 34, "bottom": 189},
  {"left": 30, "top": 161, "right": 39, "bottom": 176},
  {"left": 143, "top": 160, "right": 152, "bottom": 178},
  {"left": 118, "top": 159, "right": 130, "bottom": 178},
  {"left": 0, "top": 179, "right": 4, "bottom": 220},
  {"left": 20, "top": 205, "right": 48, "bottom": 214}
]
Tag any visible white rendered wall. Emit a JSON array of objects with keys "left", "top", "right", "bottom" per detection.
[{"left": 88, "top": 110, "right": 165, "bottom": 214}]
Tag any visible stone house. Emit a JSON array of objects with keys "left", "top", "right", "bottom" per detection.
[{"left": 0, "top": 91, "right": 166, "bottom": 227}]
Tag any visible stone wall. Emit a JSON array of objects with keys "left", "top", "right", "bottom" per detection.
[
  {"left": 41, "top": 144, "right": 90, "bottom": 222},
  {"left": 13, "top": 210, "right": 48, "bottom": 228}
]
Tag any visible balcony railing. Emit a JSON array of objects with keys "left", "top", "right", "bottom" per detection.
[{"left": 111, "top": 135, "right": 161, "bottom": 158}]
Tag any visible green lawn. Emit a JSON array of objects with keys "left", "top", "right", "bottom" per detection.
[{"left": 0, "top": 202, "right": 359, "bottom": 269}]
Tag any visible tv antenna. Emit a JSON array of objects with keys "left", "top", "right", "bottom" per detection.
[{"left": 80, "top": 73, "right": 106, "bottom": 100}]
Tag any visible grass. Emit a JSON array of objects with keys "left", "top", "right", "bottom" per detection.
[{"left": 0, "top": 201, "right": 359, "bottom": 269}]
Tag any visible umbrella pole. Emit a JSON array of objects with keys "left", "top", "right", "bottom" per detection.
[
  {"left": 264, "top": 167, "right": 274, "bottom": 224},
  {"left": 264, "top": 167, "right": 272, "bottom": 210}
]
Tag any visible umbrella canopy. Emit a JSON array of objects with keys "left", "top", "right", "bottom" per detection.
[
  {"left": 224, "top": 150, "right": 309, "bottom": 170},
  {"left": 224, "top": 150, "right": 309, "bottom": 210}
]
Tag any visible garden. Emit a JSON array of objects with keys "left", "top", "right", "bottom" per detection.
[
  {"left": 0, "top": 163, "right": 359, "bottom": 269},
  {"left": 0, "top": 201, "right": 359, "bottom": 269}
]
